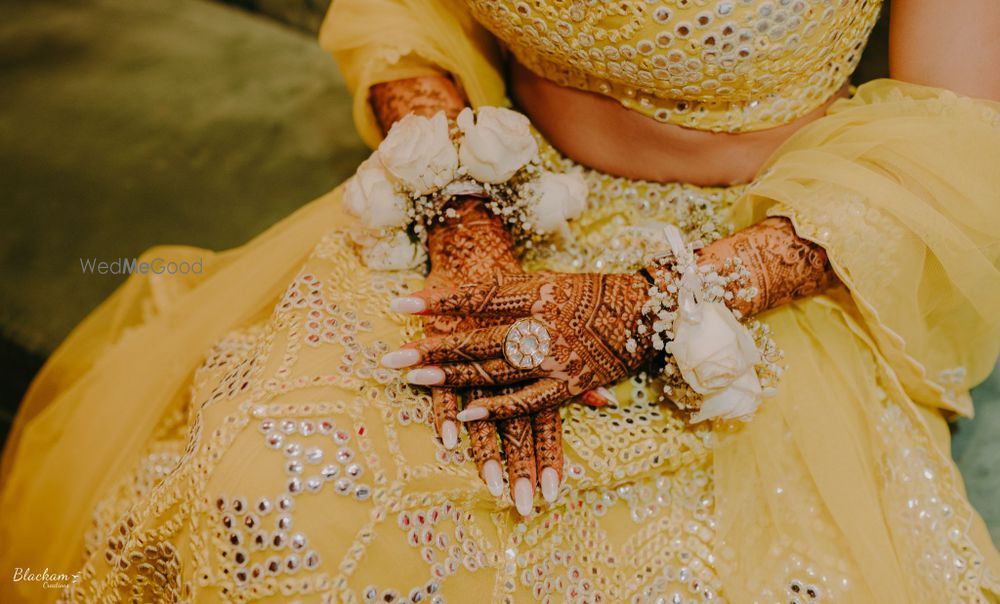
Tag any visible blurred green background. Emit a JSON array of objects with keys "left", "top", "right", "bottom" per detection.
[{"left": 0, "top": 0, "right": 996, "bottom": 541}]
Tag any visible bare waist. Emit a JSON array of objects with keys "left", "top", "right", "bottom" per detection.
[{"left": 508, "top": 59, "right": 849, "bottom": 187}]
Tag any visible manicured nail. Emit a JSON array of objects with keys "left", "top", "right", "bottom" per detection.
[
  {"left": 514, "top": 478, "right": 534, "bottom": 516},
  {"left": 381, "top": 348, "right": 421, "bottom": 369},
  {"left": 457, "top": 407, "right": 488, "bottom": 422},
  {"left": 440, "top": 420, "right": 458, "bottom": 449},
  {"left": 581, "top": 391, "right": 607, "bottom": 408},
  {"left": 596, "top": 386, "right": 620, "bottom": 405},
  {"left": 405, "top": 367, "right": 444, "bottom": 386},
  {"left": 540, "top": 467, "right": 560, "bottom": 503},
  {"left": 482, "top": 460, "right": 503, "bottom": 497},
  {"left": 390, "top": 296, "right": 426, "bottom": 314}
]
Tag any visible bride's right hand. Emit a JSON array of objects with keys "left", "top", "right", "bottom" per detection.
[
  {"left": 369, "top": 78, "right": 609, "bottom": 514},
  {"left": 388, "top": 197, "right": 563, "bottom": 514},
  {"left": 381, "top": 197, "right": 608, "bottom": 514}
]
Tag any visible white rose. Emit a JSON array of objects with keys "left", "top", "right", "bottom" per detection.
[
  {"left": 528, "top": 171, "right": 588, "bottom": 236},
  {"left": 343, "top": 155, "right": 409, "bottom": 229},
  {"left": 667, "top": 301, "right": 761, "bottom": 394},
  {"left": 690, "top": 369, "right": 763, "bottom": 423},
  {"left": 457, "top": 107, "right": 538, "bottom": 183},
  {"left": 378, "top": 112, "right": 457, "bottom": 195},
  {"left": 358, "top": 230, "right": 427, "bottom": 271}
]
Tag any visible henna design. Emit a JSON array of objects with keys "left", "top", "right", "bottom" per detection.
[
  {"left": 431, "top": 388, "right": 459, "bottom": 440},
  {"left": 466, "top": 415, "right": 500, "bottom": 469},
  {"left": 419, "top": 199, "right": 516, "bottom": 443},
  {"left": 467, "top": 385, "right": 538, "bottom": 504},
  {"left": 425, "top": 199, "right": 523, "bottom": 278},
  {"left": 499, "top": 417, "right": 535, "bottom": 485},
  {"left": 695, "top": 216, "right": 836, "bottom": 317},
  {"left": 367, "top": 76, "right": 568, "bottom": 495},
  {"left": 423, "top": 275, "right": 539, "bottom": 317},
  {"left": 419, "top": 198, "right": 565, "bottom": 496},
  {"left": 439, "top": 359, "right": 546, "bottom": 388},
  {"left": 411, "top": 214, "right": 834, "bottom": 427},
  {"left": 370, "top": 76, "right": 466, "bottom": 135},
  {"left": 533, "top": 275, "right": 652, "bottom": 396},
  {"left": 472, "top": 378, "right": 570, "bottom": 421},
  {"left": 411, "top": 325, "right": 508, "bottom": 364},
  {"left": 532, "top": 408, "right": 562, "bottom": 477},
  {"left": 408, "top": 270, "right": 653, "bottom": 421}
]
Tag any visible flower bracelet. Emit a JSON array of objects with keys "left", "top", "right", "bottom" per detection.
[
  {"left": 631, "top": 225, "right": 783, "bottom": 423},
  {"left": 343, "top": 107, "right": 589, "bottom": 271},
  {"left": 346, "top": 106, "right": 782, "bottom": 423}
]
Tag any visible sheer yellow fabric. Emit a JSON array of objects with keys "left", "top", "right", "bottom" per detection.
[
  {"left": 715, "top": 79, "right": 1000, "bottom": 602},
  {"left": 733, "top": 80, "right": 1000, "bottom": 417},
  {"left": 0, "top": 198, "right": 346, "bottom": 598}
]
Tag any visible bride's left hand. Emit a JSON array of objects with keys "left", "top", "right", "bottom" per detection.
[{"left": 389, "top": 271, "right": 655, "bottom": 422}]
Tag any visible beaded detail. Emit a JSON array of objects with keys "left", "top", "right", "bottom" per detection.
[
  {"left": 464, "top": 0, "right": 883, "bottom": 132},
  {"left": 62, "top": 138, "right": 998, "bottom": 602}
]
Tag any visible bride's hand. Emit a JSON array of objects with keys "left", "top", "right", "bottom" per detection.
[
  {"left": 366, "top": 79, "right": 616, "bottom": 512},
  {"left": 389, "top": 271, "right": 654, "bottom": 422},
  {"left": 384, "top": 198, "right": 611, "bottom": 512}
]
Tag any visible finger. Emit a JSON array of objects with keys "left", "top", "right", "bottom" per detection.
[
  {"left": 387, "top": 324, "right": 509, "bottom": 367},
  {"left": 466, "top": 390, "right": 504, "bottom": 498},
  {"left": 532, "top": 409, "right": 563, "bottom": 503},
  {"left": 389, "top": 276, "right": 539, "bottom": 317},
  {"left": 457, "top": 378, "right": 570, "bottom": 422},
  {"left": 404, "top": 359, "right": 546, "bottom": 388},
  {"left": 499, "top": 417, "right": 536, "bottom": 516},
  {"left": 431, "top": 388, "right": 460, "bottom": 449}
]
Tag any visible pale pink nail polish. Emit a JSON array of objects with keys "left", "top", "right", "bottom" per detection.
[
  {"left": 540, "top": 467, "right": 560, "bottom": 503},
  {"left": 405, "top": 367, "right": 444, "bottom": 386},
  {"left": 514, "top": 478, "right": 534, "bottom": 516},
  {"left": 457, "top": 407, "right": 488, "bottom": 422},
  {"left": 441, "top": 421, "right": 458, "bottom": 449},
  {"left": 390, "top": 296, "right": 426, "bottom": 314},
  {"left": 381, "top": 348, "right": 421, "bottom": 369},
  {"left": 482, "top": 460, "right": 503, "bottom": 497}
]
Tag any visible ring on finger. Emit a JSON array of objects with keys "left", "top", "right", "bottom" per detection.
[{"left": 502, "top": 318, "right": 552, "bottom": 370}]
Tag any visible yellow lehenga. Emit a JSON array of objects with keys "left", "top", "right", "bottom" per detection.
[{"left": 3, "top": 0, "right": 1000, "bottom": 602}]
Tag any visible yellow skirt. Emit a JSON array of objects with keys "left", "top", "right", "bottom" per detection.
[{"left": 3, "top": 84, "right": 1000, "bottom": 603}]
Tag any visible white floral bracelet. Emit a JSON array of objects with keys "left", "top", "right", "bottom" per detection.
[
  {"left": 634, "top": 225, "right": 783, "bottom": 423},
  {"left": 343, "top": 107, "right": 589, "bottom": 271}
]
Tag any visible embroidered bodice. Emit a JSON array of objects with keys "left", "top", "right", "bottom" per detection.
[{"left": 464, "top": 0, "right": 883, "bottom": 132}]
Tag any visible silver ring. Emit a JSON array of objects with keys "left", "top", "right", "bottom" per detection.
[{"left": 502, "top": 318, "right": 552, "bottom": 369}]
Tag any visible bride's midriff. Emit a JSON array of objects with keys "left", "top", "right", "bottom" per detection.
[{"left": 508, "top": 59, "right": 849, "bottom": 187}]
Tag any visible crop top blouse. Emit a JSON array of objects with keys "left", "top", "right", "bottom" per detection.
[{"left": 462, "top": 0, "right": 883, "bottom": 132}]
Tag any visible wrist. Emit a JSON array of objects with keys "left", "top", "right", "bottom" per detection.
[
  {"left": 632, "top": 225, "right": 782, "bottom": 423},
  {"left": 630, "top": 271, "right": 666, "bottom": 362},
  {"left": 693, "top": 245, "right": 761, "bottom": 318},
  {"left": 347, "top": 105, "right": 587, "bottom": 273},
  {"left": 370, "top": 76, "right": 466, "bottom": 136},
  {"left": 426, "top": 196, "right": 499, "bottom": 241},
  {"left": 426, "top": 197, "right": 520, "bottom": 276}
]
